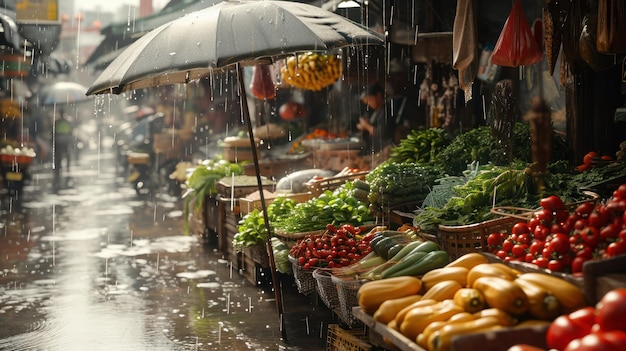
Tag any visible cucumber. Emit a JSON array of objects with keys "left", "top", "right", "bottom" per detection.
[
  {"left": 381, "top": 250, "right": 450, "bottom": 279},
  {"left": 374, "top": 237, "right": 397, "bottom": 259},
  {"left": 353, "top": 179, "right": 370, "bottom": 191}
]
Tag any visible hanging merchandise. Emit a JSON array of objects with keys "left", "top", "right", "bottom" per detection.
[
  {"left": 561, "top": 0, "right": 588, "bottom": 70},
  {"left": 452, "top": 0, "right": 478, "bottom": 101},
  {"left": 491, "top": 0, "right": 542, "bottom": 67},
  {"left": 543, "top": 0, "right": 569, "bottom": 75},
  {"left": 280, "top": 52, "right": 342, "bottom": 91},
  {"left": 596, "top": 0, "right": 626, "bottom": 54},
  {"left": 250, "top": 63, "right": 276, "bottom": 100},
  {"left": 579, "top": 13, "right": 614, "bottom": 72}
]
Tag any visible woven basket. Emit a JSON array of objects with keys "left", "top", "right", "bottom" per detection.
[
  {"left": 331, "top": 275, "right": 366, "bottom": 328},
  {"left": 313, "top": 269, "right": 340, "bottom": 309},
  {"left": 288, "top": 255, "right": 316, "bottom": 295},
  {"left": 438, "top": 216, "right": 518, "bottom": 261}
]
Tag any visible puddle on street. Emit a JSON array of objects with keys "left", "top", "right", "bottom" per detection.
[{"left": 0, "top": 149, "right": 330, "bottom": 350}]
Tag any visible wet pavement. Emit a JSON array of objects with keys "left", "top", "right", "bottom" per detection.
[{"left": 0, "top": 130, "right": 339, "bottom": 350}]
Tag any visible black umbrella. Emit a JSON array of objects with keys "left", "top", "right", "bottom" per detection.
[{"left": 86, "top": 0, "right": 384, "bottom": 338}]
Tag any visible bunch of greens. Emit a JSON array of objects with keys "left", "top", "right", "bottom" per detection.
[
  {"left": 233, "top": 197, "right": 299, "bottom": 251},
  {"left": 183, "top": 159, "right": 244, "bottom": 233},
  {"left": 271, "top": 237, "right": 292, "bottom": 274},
  {"left": 388, "top": 128, "right": 450, "bottom": 164},
  {"left": 273, "top": 181, "right": 373, "bottom": 234},
  {"left": 366, "top": 161, "right": 443, "bottom": 216}
]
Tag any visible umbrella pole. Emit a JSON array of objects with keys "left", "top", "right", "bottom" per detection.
[{"left": 236, "top": 63, "right": 287, "bottom": 340}]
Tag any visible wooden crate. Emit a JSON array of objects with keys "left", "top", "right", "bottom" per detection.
[
  {"left": 239, "top": 192, "right": 313, "bottom": 216},
  {"left": 583, "top": 254, "right": 626, "bottom": 304}
]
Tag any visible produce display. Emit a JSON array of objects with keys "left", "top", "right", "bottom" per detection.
[
  {"left": 183, "top": 159, "right": 245, "bottom": 233},
  {"left": 366, "top": 161, "right": 443, "bottom": 216},
  {"left": 487, "top": 183, "right": 626, "bottom": 273},
  {"left": 280, "top": 52, "right": 342, "bottom": 91},
  {"left": 288, "top": 224, "right": 374, "bottom": 269},
  {"left": 356, "top": 253, "right": 588, "bottom": 351},
  {"left": 508, "top": 288, "right": 626, "bottom": 351},
  {"left": 272, "top": 180, "right": 373, "bottom": 234}
]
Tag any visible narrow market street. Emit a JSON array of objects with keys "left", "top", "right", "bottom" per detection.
[{"left": 0, "top": 131, "right": 337, "bottom": 351}]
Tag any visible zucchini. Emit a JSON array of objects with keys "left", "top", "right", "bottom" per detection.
[
  {"left": 387, "top": 244, "right": 404, "bottom": 259},
  {"left": 388, "top": 240, "right": 424, "bottom": 262},
  {"left": 381, "top": 250, "right": 449, "bottom": 279}
]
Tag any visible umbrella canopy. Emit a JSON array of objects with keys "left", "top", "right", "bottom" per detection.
[
  {"left": 86, "top": 0, "right": 384, "bottom": 95},
  {"left": 39, "top": 81, "right": 90, "bottom": 105}
]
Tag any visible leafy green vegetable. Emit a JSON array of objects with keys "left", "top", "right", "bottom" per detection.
[{"left": 183, "top": 158, "right": 245, "bottom": 234}]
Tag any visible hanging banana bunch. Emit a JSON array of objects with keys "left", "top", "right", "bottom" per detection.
[{"left": 280, "top": 52, "right": 342, "bottom": 91}]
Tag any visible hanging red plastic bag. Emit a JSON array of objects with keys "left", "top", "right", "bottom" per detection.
[
  {"left": 250, "top": 63, "right": 276, "bottom": 100},
  {"left": 491, "top": 0, "right": 542, "bottom": 67}
]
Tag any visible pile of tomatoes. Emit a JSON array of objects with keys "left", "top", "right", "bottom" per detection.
[
  {"left": 509, "top": 288, "right": 626, "bottom": 351},
  {"left": 289, "top": 224, "right": 374, "bottom": 270},
  {"left": 487, "top": 183, "right": 626, "bottom": 273}
]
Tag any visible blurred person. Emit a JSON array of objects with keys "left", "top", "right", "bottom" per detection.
[
  {"left": 53, "top": 113, "right": 73, "bottom": 189},
  {"left": 357, "top": 82, "right": 409, "bottom": 153}
]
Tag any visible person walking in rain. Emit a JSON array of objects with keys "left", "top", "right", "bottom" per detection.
[{"left": 53, "top": 113, "right": 73, "bottom": 189}]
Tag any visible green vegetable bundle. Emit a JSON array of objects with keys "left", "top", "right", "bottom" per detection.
[
  {"left": 272, "top": 181, "right": 373, "bottom": 234},
  {"left": 366, "top": 161, "right": 443, "bottom": 216},
  {"left": 389, "top": 128, "right": 450, "bottom": 164},
  {"left": 183, "top": 158, "right": 245, "bottom": 233}
]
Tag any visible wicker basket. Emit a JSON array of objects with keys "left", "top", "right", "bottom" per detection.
[
  {"left": 313, "top": 269, "right": 340, "bottom": 309},
  {"left": 438, "top": 216, "right": 519, "bottom": 261},
  {"left": 288, "top": 255, "right": 316, "bottom": 295},
  {"left": 326, "top": 324, "right": 372, "bottom": 351},
  {"left": 331, "top": 275, "right": 366, "bottom": 328},
  {"left": 306, "top": 171, "right": 368, "bottom": 197}
]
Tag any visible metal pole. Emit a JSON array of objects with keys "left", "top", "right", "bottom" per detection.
[{"left": 236, "top": 62, "right": 287, "bottom": 341}]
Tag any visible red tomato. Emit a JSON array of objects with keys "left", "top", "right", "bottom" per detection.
[
  {"left": 571, "top": 256, "right": 588, "bottom": 274},
  {"left": 535, "top": 208, "right": 555, "bottom": 226},
  {"left": 525, "top": 252, "right": 535, "bottom": 263},
  {"left": 619, "top": 228, "right": 626, "bottom": 241},
  {"left": 596, "top": 288, "right": 626, "bottom": 332},
  {"left": 614, "top": 184, "right": 626, "bottom": 200},
  {"left": 487, "top": 232, "right": 503, "bottom": 247},
  {"left": 496, "top": 250, "right": 509, "bottom": 260},
  {"left": 547, "top": 306, "right": 596, "bottom": 350},
  {"left": 517, "top": 233, "right": 531, "bottom": 245},
  {"left": 606, "top": 240, "right": 626, "bottom": 257},
  {"left": 581, "top": 227, "right": 601, "bottom": 248},
  {"left": 533, "top": 256, "right": 549, "bottom": 269},
  {"left": 540, "top": 195, "right": 566, "bottom": 212},
  {"left": 512, "top": 222, "right": 531, "bottom": 235},
  {"left": 502, "top": 240, "right": 514, "bottom": 253},
  {"left": 549, "top": 233, "right": 571, "bottom": 255},
  {"left": 600, "top": 222, "right": 620, "bottom": 241},
  {"left": 548, "top": 259, "right": 564, "bottom": 272},
  {"left": 529, "top": 240, "right": 545, "bottom": 256},
  {"left": 563, "top": 331, "right": 626, "bottom": 351},
  {"left": 575, "top": 245, "right": 594, "bottom": 259},
  {"left": 534, "top": 225, "right": 550, "bottom": 241},
  {"left": 589, "top": 210, "right": 609, "bottom": 229},
  {"left": 576, "top": 202, "right": 595, "bottom": 217},
  {"left": 512, "top": 244, "right": 529, "bottom": 258}
]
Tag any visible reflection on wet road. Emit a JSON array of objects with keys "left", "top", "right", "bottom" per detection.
[{"left": 0, "top": 145, "right": 331, "bottom": 350}]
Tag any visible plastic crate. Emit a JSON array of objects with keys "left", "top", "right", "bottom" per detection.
[
  {"left": 288, "top": 255, "right": 316, "bottom": 295},
  {"left": 313, "top": 269, "right": 340, "bottom": 309},
  {"left": 331, "top": 275, "right": 366, "bottom": 328},
  {"left": 326, "top": 324, "right": 372, "bottom": 351}
]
